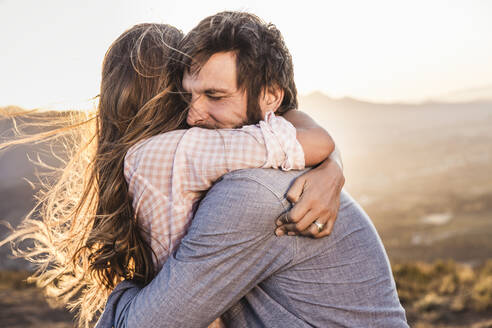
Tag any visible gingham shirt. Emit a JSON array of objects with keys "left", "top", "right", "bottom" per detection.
[{"left": 124, "top": 112, "right": 305, "bottom": 268}]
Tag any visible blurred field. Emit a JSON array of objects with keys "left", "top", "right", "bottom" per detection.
[
  {"left": 395, "top": 260, "right": 492, "bottom": 327},
  {"left": 0, "top": 271, "right": 73, "bottom": 328},
  {"left": 1, "top": 95, "right": 491, "bottom": 327},
  {"left": 1, "top": 261, "right": 492, "bottom": 327},
  {"left": 300, "top": 94, "right": 492, "bottom": 266}
]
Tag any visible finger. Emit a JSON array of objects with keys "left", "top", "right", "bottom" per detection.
[
  {"left": 275, "top": 226, "right": 285, "bottom": 236},
  {"left": 294, "top": 209, "right": 320, "bottom": 232},
  {"left": 314, "top": 218, "right": 335, "bottom": 238},
  {"left": 319, "top": 199, "right": 340, "bottom": 236},
  {"left": 286, "top": 176, "right": 306, "bottom": 204},
  {"left": 324, "top": 208, "right": 339, "bottom": 235},
  {"left": 297, "top": 227, "right": 316, "bottom": 237},
  {"left": 275, "top": 224, "right": 299, "bottom": 236},
  {"left": 309, "top": 220, "right": 334, "bottom": 238},
  {"left": 293, "top": 219, "right": 326, "bottom": 238},
  {"left": 275, "top": 213, "right": 290, "bottom": 226},
  {"left": 314, "top": 203, "right": 340, "bottom": 238},
  {"left": 308, "top": 219, "right": 328, "bottom": 237},
  {"left": 287, "top": 196, "right": 311, "bottom": 224}
]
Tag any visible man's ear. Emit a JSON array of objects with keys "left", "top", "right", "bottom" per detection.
[{"left": 259, "top": 85, "right": 284, "bottom": 115}]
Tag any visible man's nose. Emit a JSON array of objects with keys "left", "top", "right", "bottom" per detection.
[{"left": 187, "top": 95, "right": 207, "bottom": 126}]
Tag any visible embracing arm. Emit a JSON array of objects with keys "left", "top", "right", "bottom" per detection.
[
  {"left": 276, "top": 110, "right": 345, "bottom": 238},
  {"left": 181, "top": 113, "right": 306, "bottom": 192},
  {"left": 282, "top": 110, "right": 335, "bottom": 166}
]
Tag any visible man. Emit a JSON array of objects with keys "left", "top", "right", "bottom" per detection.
[
  {"left": 180, "top": 12, "right": 345, "bottom": 237},
  {"left": 97, "top": 11, "right": 408, "bottom": 327}
]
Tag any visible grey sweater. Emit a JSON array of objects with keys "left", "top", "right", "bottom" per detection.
[{"left": 96, "top": 168, "right": 408, "bottom": 327}]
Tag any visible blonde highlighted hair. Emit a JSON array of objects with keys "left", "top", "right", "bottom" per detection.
[{"left": 1, "top": 23, "right": 187, "bottom": 327}]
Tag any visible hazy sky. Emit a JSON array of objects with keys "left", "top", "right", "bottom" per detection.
[{"left": 1, "top": 0, "right": 492, "bottom": 109}]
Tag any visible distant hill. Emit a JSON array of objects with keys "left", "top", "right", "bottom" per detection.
[
  {"left": 430, "top": 84, "right": 492, "bottom": 104},
  {"left": 300, "top": 89, "right": 492, "bottom": 107},
  {"left": 299, "top": 91, "right": 492, "bottom": 155},
  {"left": 0, "top": 106, "right": 26, "bottom": 116}
]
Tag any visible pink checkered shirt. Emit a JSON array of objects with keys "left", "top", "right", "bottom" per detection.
[{"left": 124, "top": 112, "right": 305, "bottom": 268}]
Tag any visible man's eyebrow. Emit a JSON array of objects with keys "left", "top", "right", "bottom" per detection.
[{"left": 203, "top": 88, "right": 232, "bottom": 94}]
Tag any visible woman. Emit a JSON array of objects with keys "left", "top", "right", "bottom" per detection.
[{"left": 1, "top": 23, "right": 334, "bottom": 327}]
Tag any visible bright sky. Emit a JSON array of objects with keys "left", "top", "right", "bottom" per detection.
[{"left": 1, "top": 0, "right": 492, "bottom": 109}]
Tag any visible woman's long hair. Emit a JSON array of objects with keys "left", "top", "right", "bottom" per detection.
[{"left": 0, "top": 23, "right": 187, "bottom": 327}]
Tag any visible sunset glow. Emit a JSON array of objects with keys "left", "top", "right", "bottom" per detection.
[{"left": 1, "top": 0, "right": 491, "bottom": 109}]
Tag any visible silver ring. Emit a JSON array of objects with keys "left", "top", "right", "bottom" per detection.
[{"left": 313, "top": 220, "right": 325, "bottom": 233}]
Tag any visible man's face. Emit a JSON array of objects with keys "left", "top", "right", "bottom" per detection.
[{"left": 182, "top": 51, "right": 248, "bottom": 129}]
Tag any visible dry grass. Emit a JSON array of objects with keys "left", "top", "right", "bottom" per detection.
[
  {"left": 394, "top": 259, "right": 492, "bottom": 327},
  {"left": 2, "top": 261, "right": 492, "bottom": 327},
  {"left": 0, "top": 270, "right": 74, "bottom": 328}
]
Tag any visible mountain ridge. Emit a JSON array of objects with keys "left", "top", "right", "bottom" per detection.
[{"left": 300, "top": 90, "right": 492, "bottom": 108}]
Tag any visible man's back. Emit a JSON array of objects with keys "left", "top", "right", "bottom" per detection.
[
  {"left": 99, "top": 168, "right": 407, "bottom": 328},
  {"left": 216, "top": 169, "right": 407, "bottom": 327}
]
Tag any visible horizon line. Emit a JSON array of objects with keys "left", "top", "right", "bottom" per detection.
[{"left": 2, "top": 90, "right": 492, "bottom": 112}]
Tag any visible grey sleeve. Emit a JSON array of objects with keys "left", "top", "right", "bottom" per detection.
[{"left": 115, "top": 176, "right": 295, "bottom": 328}]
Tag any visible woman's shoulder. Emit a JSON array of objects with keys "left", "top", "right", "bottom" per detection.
[
  {"left": 127, "top": 130, "right": 185, "bottom": 155},
  {"left": 124, "top": 130, "right": 186, "bottom": 171}
]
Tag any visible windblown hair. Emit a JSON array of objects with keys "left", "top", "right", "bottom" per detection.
[
  {"left": 179, "top": 11, "right": 298, "bottom": 123},
  {"left": 0, "top": 23, "right": 186, "bottom": 327}
]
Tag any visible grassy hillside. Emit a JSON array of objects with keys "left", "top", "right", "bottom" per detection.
[
  {"left": 395, "top": 260, "right": 492, "bottom": 327},
  {"left": 1, "top": 261, "right": 492, "bottom": 327}
]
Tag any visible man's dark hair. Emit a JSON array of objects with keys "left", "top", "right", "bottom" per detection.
[{"left": 179, "top": 11, "right": 298, "bottom": 123}]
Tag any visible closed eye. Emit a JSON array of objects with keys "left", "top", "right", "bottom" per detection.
[{"left": 205, "top": 93, "right": 224, "bottom": 101}]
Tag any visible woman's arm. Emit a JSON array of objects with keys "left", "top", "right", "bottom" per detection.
[
  {"left": 179, "top": 113, "right": 305, "bottom": 192},
  {"left": 282, "top": 110, "right": 335, "bottom": 166},
  {"left": 273, "top": 110, "right": 345, "bottom": 239}
]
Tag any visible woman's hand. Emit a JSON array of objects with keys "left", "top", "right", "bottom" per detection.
[{"left": 275, "top": 156, "right": 345, "bottom": 238}]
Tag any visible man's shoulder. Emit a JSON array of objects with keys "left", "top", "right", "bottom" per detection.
[
  {"left": 218, "top": 168, "right": 309, "bottom": 200},
  {"left": 192, "top": 169, "right": 309, "bottom": 232},
  {"left": 190, "top": 169, "right": 309, "bottom": 237}
]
